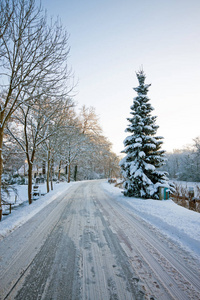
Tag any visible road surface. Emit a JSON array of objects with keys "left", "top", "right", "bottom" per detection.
[{"left": 0, "top": 180, "right": 200, "bottom": 299}]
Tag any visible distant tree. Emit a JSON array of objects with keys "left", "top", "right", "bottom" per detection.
[
  {"left": 57, "top": 123, "right": 84, "bottom": 183},
  {"left": 120, "top": 70, "right": 169, "bottom": 199},
  {"left": 178, "top": 141, "right": 200, "bottom": 182},
  {"left": 77, "top": 106, "right": 120, "bottom": 179},
  {"left": 163, "top": 140, "right": 200, "bottom": 182},
  {"left": 57, "top": 105, "right": 121, "bottom": 181},
  {"left": 163, "top": 150, "right": 183, "bottom": 179},
  {"left": 46, "top": 107, "right": 84, "bottom": 184},
  {"left": 105, "top": 151, "right": 120, "bottom": 178},
  {"left": 193, "top": 137, "right": 200, "bottom": 181},
  {"left": 79, "top": 105, "right": 102, "bottom": 136},
  {"left": 37, "top": 99, "right": 75, "bottom": 191},
  {"left": 2, "top": 136, "right": 25, "bottom": 175}
]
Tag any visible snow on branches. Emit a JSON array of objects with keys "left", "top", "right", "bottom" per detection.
[{"left": 120, "top": 70, "right": 170, "bottom": 199}]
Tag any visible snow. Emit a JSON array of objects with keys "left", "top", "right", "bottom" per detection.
[
  {"left": 1, "top": 180, "right": 200, "bottom": 260},
  {"left": 0, "top": 182, "right": 75, "bottom": 240},
  {"left": 134, "top": 168, "right": 143, "bottom": 178},
  {"left": 144, "top": 162, "right": 155, "bottom": 171},
  {"left": 129, "top": 163, "right": 137, "bottom": 175},
  {"left": 144, "top": 143, "right": 156, "bottom": 149},
  {"left": 139, "top": 151, "right": 145, "bottom": 158},
  {"left": 102, "top": 181, "right": 200, "bottom": 259},
  {"left": 123, "top": 135, "right": 132, "bottom": 143},
  {"left": 135, "top": 137, "right": 142, "bottom": 143},
  {"left": 144, "top": 125, "right": 153, "bottom": 130},
  {"left": 133, "top": 142, "right": 142, "bottom": 148}
]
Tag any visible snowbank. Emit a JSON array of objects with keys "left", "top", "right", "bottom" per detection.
[
  {"left": 0, "top": 182, "right": 75, "bottom": 240},
  {"left": 1, "top": 180, "right": 200, "bottom": 260},
  {"left": 102, "top": 181, "right": 200, "bottom": 259}
]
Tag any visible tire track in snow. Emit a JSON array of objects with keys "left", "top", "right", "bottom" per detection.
[
  {"left": 1, "top": 180, "right": 199, "bottom": 299},
  {"left": 0, "top": 184, "right": 80, "bottom": 299},
  {"left": 97, "top": 183, "right": 200, "bottom": 300}
]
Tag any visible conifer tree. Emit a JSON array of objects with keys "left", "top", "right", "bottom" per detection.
[{"left": 120, "top": 70, "right": 169, "bottom": 199}]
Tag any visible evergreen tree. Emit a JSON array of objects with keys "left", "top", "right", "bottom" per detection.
[{"left": 120, "top": 70, "right": 170, "bottom": 199}]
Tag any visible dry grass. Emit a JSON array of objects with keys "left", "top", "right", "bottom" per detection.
[{"left": 171, "top": 182, "right": 200, "bottom": 213}]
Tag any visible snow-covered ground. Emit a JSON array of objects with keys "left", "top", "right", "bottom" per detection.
[
  {"left": 102, "top": 181, "right": 200, "bottom": 259},
  {"left": 0, "top": 182, "right": 75, "bottom": 239},
  {"left": 1, "top": 180, "right": 200, "bottom": 260}
]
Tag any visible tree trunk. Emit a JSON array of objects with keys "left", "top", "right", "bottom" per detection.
[
  {"left": 46, "top": 150, "right": 50, "bottom": 193},
  {"left": 42, "top": 161, "right": 46, "bottom": 176},
  {"left": 58, "top": 160, "right": 62, "bottom": 181},
  {"left": 68, "top": 164, "right": 71, "bottom": 183},
  {"left": 74, "top": 165, "right": 77, "bottom": 181},
  {"left": 0, "top": 127, "right": 3, "bottom": 221},
  {"left": 28, "top": 162, "right": 33, "bottom": 204},
  {"left": 50, "top": 159, "right": 53, "bottom": 190}
]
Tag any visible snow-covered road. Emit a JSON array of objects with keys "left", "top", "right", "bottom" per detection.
[{"left": 0, "top": 180, "right": 200, "bottom": 299}]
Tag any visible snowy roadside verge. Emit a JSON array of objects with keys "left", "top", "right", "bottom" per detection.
[
  {"left": 101, "top": 181, "right": 200, "bottom": 259},
  {"left": 0, "top": 182, "right": 75, "bottom": 240}
]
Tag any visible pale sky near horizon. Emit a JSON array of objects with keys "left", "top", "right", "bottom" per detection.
[{"left": 41, "top": 0, "right": 200, "bottom": 155}]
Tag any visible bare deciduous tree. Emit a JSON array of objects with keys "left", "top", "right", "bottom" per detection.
[
  {"left": 45, "top": 107, "right": 83, "bottom": 184},
  {"left": 7, "top": 96, "right": 73, "bottom": 204},
  {"left": 0, "top": 0, "right": 72, "bottom": 214}
]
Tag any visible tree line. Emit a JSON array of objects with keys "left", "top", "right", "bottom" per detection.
[
  {"left": 3, "top": 104, "right": 120, "bottom": 200},
  {"left": 0, "top": 0, "right": 120, "bottom": 214},
  {"left": 161, "top": 137, "right": 200, "bottom": 182}
]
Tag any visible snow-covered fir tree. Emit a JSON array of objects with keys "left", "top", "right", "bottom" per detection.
[{"left": 120, "top": 70, "right": 170, "bottom": 199}]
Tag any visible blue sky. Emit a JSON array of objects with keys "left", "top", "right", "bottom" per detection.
[{"left": 41, "top": 0, "right": 200, "bottom": 155}]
